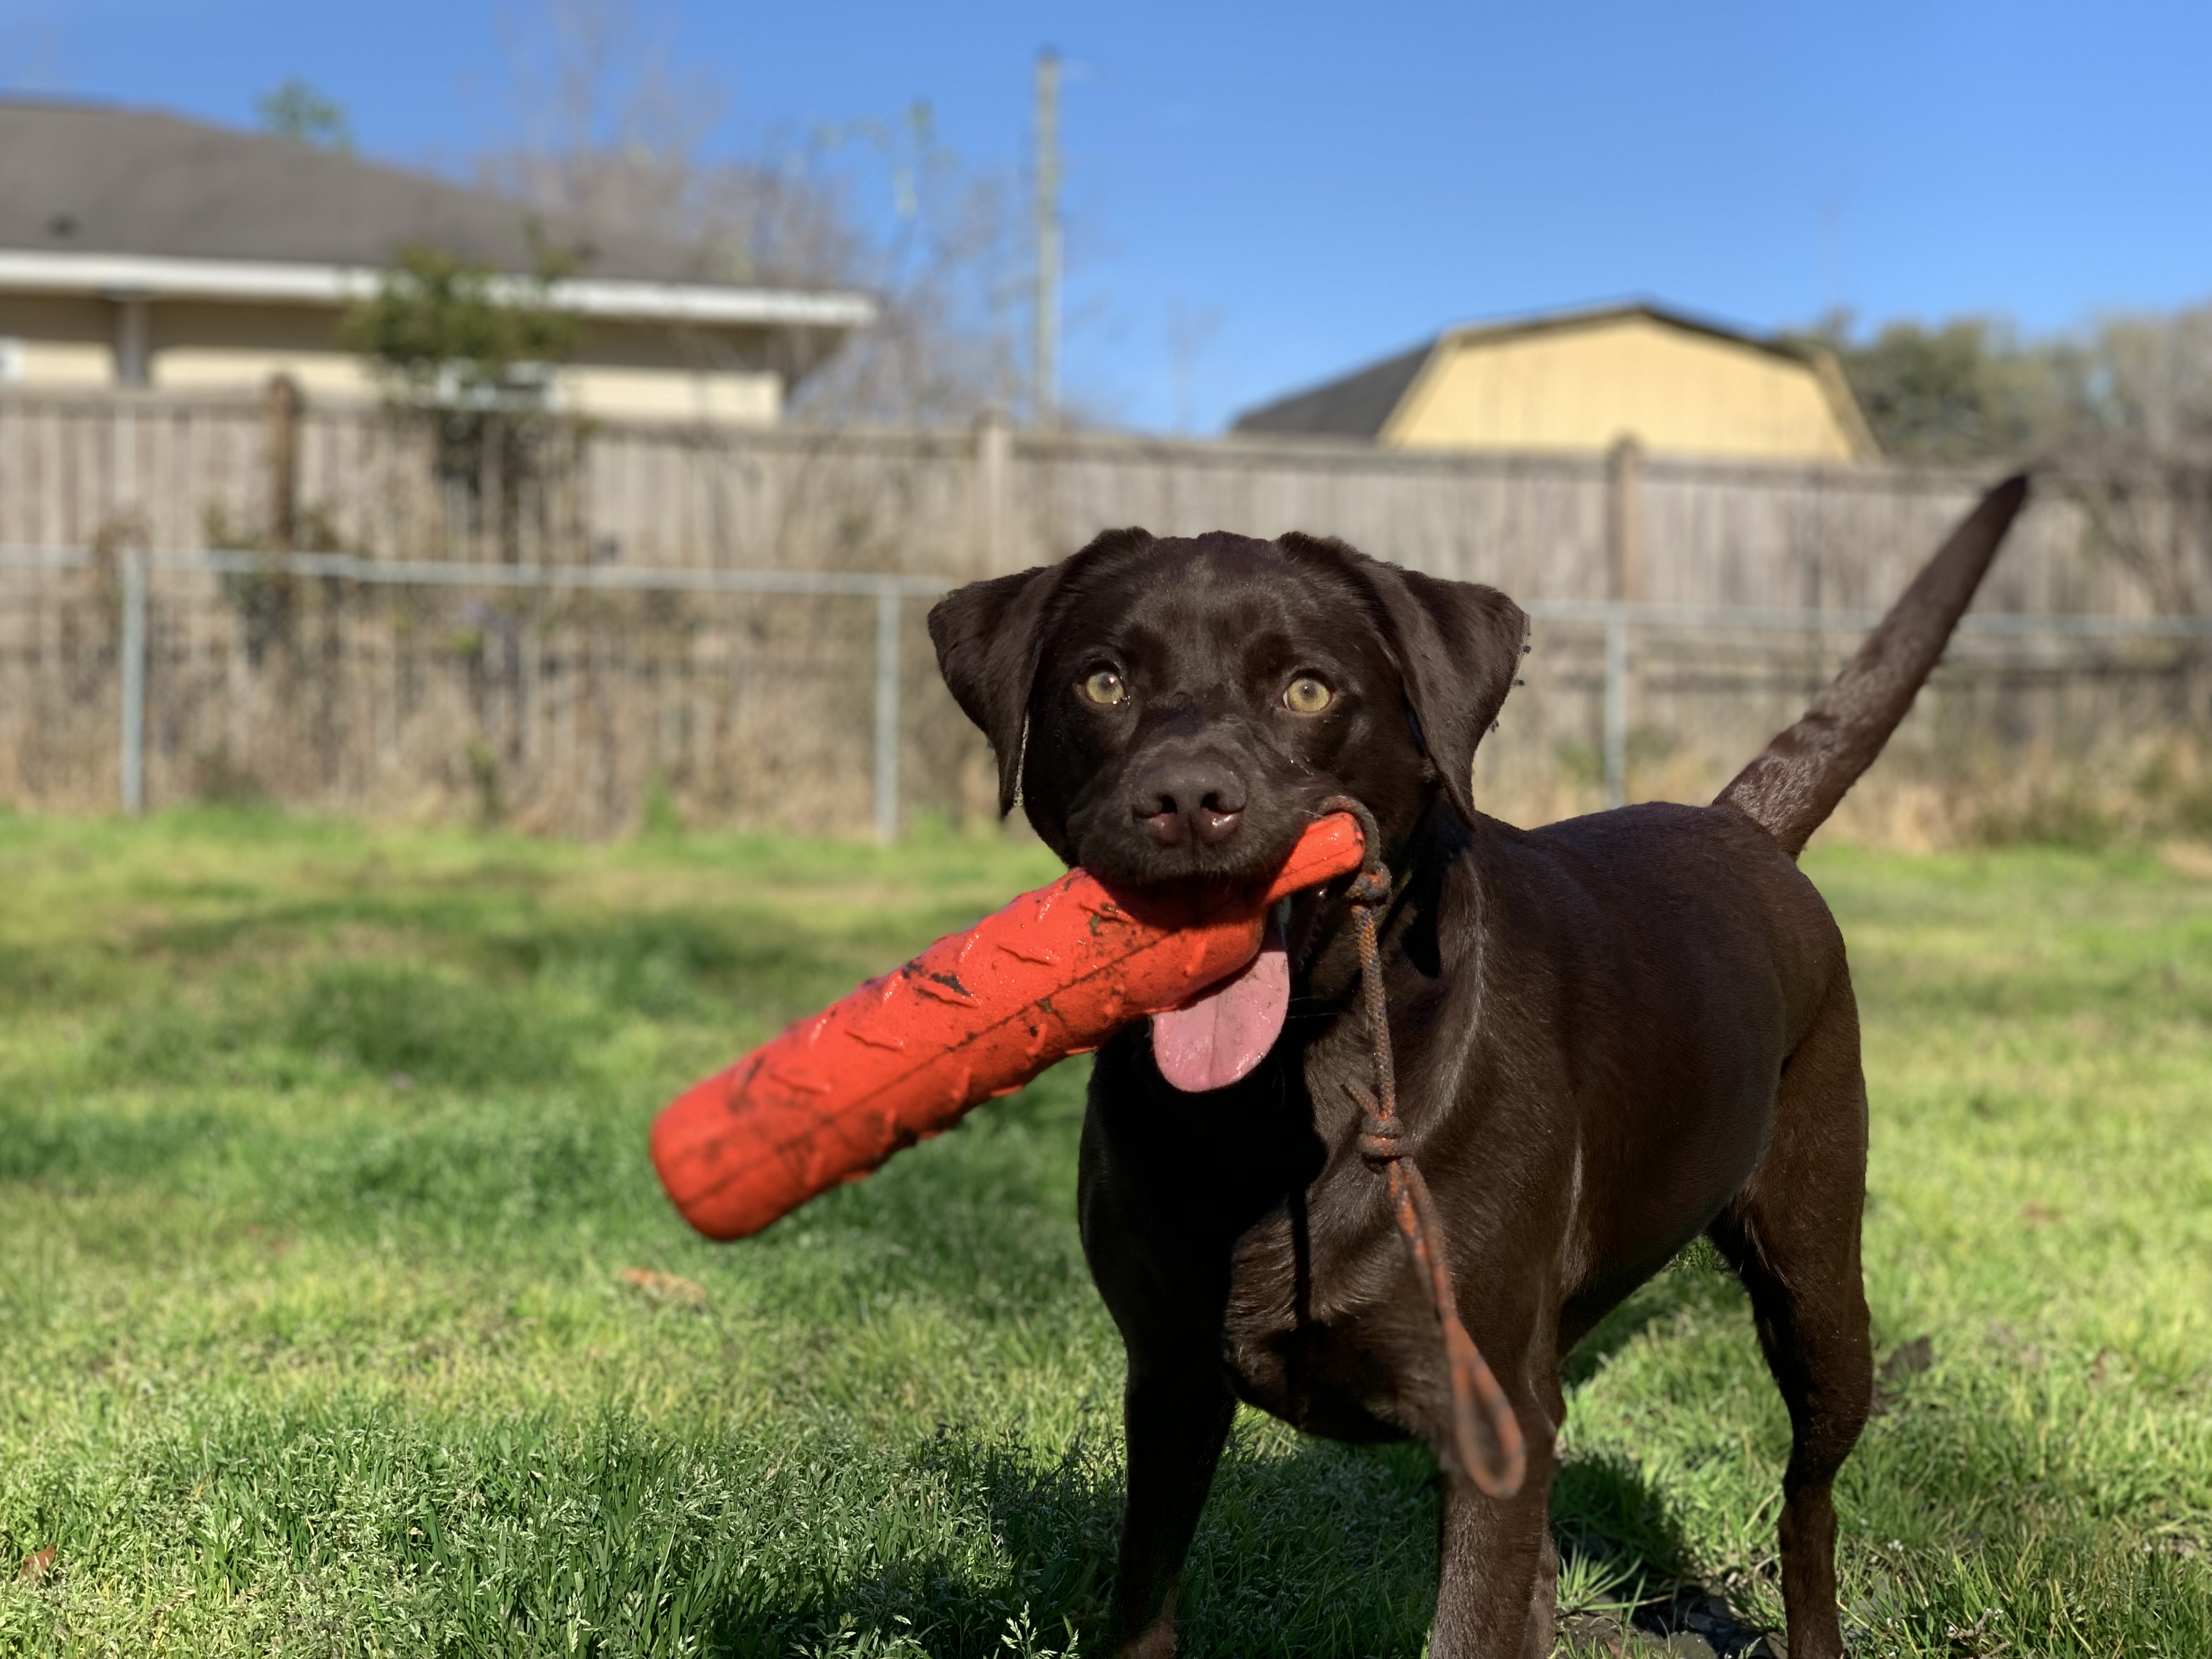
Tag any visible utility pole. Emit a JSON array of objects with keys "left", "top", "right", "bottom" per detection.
[{"left": 1032, "top": 48, "right": 1060, "bottom": 427}]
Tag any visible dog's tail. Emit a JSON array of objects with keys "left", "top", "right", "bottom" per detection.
[{"left": 1716, "top": 475, "right": 2031, "bottom": 857}]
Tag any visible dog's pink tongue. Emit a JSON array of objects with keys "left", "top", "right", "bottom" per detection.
[{"left": 1151, "top": 937, "right": 1290, "bottom": 1093}]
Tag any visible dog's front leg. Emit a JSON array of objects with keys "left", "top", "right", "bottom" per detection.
[
  {"left": 1431, "top": 1423, "right": 1559, "bottom": 1659},
  {"left": 1107, "top": 1358, "right": 1235, "bottom": 1658}
]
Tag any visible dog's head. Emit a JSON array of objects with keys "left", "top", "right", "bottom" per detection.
[{"left": 928, "top": 528, "right": 1526, "bottom": 886}]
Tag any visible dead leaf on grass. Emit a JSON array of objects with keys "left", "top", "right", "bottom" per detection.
[
  {"left": 1871, "top": 1335, "right": 1934, "bottom": 1414},
  {"left": 1882, "top": 1335, "right": 1934, "bottom": 1381},
  {"left": 1557, "top": 1611, "right": 1628, "bottom": 1654},
  {"left": 18, "top": 1548, "right": 55, "bottom": 1581},
  {"left": 619, "top": 1267, "right": 707, "bottom": 1305},
  {"left": 2021, "top": 1202, "right": 2059, "bottom": 1227},
  {"left": 2158, "top": 841, "right": 2212, "bottom": 882}
]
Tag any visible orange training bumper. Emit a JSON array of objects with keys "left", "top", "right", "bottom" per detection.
[{"left": 650, "top": 812, "right": 1365, "bottom": 1239}]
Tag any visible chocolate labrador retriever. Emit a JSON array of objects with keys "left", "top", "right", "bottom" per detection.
[{"left": 926, "top": 477, "right": 2028, "bottom": 1658}]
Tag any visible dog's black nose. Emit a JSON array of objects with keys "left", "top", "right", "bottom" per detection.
[{"left": 1133, "top": 757, "right": 1246, "bottom": 849}]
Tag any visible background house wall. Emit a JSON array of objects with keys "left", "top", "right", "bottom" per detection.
[
  {"left": 0, "top": 293, "right": 792, "bottom": 417},
  {"left": 556, "top": 319, "right": 782, "bottom": 422},
  {"left": 1385, "top": 313, "right": 1866, "bottom": 461},
  {"left": 143, "top": 300, "right": 377, "bottom": 398},
  {"left": 0, "top": 293, "right": 114, "bottom": 388}
]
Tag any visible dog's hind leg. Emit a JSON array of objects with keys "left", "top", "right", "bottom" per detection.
[
  {"left": 1709, "top": 981, "right": 1874, "bottom": 1659},
  {"left": 1107, "top": 1359, "right": 1236, "bottom": 1658}
]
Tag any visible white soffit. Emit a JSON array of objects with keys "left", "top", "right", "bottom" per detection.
[{"left": 0, "top": 251, "right": 876, "bottom": 330}]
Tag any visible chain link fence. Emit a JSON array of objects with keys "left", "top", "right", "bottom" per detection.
[{"left": 6, "top": 542, "right": 2209, "bottom": 846}]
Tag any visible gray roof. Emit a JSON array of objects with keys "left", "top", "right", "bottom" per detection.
[
  {"left": 0, "top": 99, "right": 723, "bottom": 284},
  {"left": 1231, "top": 341, "right": 1434, "bottom": 439}
]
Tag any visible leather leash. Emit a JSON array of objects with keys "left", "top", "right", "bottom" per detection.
[{"left": 1317, "top": 794, "right": 1527, "bottom": 1498}]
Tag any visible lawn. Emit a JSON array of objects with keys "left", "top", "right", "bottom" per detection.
[{"left": 0, "top": 808, "right": 2207, "bottom": 1657}]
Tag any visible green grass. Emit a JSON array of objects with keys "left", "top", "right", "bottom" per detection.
[{"left": 0, "top": 807, "right": 2207, "bottom": 1656}]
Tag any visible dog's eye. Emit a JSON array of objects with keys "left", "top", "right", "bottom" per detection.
[
  {"left": 1283, "top": 675, "right": 1333, "bottom": 714},
  {"left": 1081, "top": 669, "right": 1128, "bottom": 707}
]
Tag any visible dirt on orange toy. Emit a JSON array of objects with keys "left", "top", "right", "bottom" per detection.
[{"left": 650, "top": 812, "right": 1366, "bottom": 1240}]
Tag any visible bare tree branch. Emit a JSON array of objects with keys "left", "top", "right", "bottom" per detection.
[{"left": 477, "top": 0, "right": 1022, "bottom": 425}]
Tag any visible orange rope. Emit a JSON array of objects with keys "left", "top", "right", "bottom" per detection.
[{"left": 1319, "top": 794, "right": 1526, "bottom": 1498}]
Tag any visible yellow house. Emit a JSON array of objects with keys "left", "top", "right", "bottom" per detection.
[
  {"left": 1234, "top": 302, "right": 1876, "bottom": 462},
  {"left": 0, "top": 101, "right": 873, "bottom": 421}
]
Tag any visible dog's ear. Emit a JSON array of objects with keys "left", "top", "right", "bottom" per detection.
[
  {"left": 1285, "top": 536, "right": 1526, "bottom": 826},
  {"left": 1368, "top": 566, "right": 1527, "bottom": 825},
  {"left": 928, "top": 528, "right": 1155, "bottom": 817},
  {"left": 928, "top": 566, "right": 1059, "bottom": 817}
]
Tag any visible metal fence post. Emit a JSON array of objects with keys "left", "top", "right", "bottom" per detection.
[
  {"left": 873, "top": 582, "right": 901, "bottom": 843},
  {"left": 1602, "top": 612, "right": 1628, "bottom": 811},
  {"left": 120, "top": 549, "right": 148, "bottom": 816}
]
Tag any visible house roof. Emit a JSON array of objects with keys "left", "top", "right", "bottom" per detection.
[
  {"left": 1229, "top": 341, "right": 1433, "bottom": 439},
  {"left": 1231, "top": 301, "right": 1867, "bottom": 448},
  {"left": 0, "top": 99, "right": 872, "bottom": 331}
]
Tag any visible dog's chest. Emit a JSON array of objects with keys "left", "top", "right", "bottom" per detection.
[
  {"left": 1216, "top": 1175, "right": 1432, "bottom": 1442},
  {"left": 1214, "top": 1027, "right": 1439, "bottom": 1443}
]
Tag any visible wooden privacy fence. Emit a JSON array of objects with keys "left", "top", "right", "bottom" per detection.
[
  {"left": 0, "top": 386, "right": 2149, "bottom": 601},
  {"left": 1, "top": 387, "right": 2208, "bottom": 842}
]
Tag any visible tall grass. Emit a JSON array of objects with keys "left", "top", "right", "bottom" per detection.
[{"left": 0, "top": 809, "right": 2206, "bottom": 1655}]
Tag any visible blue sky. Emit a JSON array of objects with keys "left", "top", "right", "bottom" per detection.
[{"left": 4, "top": 1, "right": 2208, "bottom": 432}]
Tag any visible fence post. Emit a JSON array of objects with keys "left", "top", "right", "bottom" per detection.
[
  {"left": 266, "top": 373, "right": 301, "bottom": 551},
  {"left": 120, "top": 549, "right": 148, "bottom": 816},
  {"left": 1605, "top": 436, "right": 1645, "bottom": 605},
  {"left": 874, "top": 583, "right": 901, "bottom": 843},
  {"left": 1603, "top": 436, "right": 1643, "bottom": 810},
  {"left": 1602, "top": 613, "right": 1628, "bottom": 811},
  {"left": 973, "top": 410, "right": 1012, "bottom": 574}
]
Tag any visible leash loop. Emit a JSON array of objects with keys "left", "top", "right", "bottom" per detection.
[{"left": 1314, "top": 795, "right": 1527, "bottom": 1499}]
